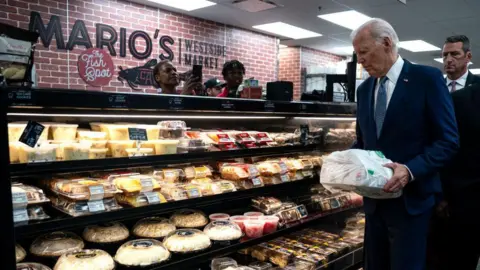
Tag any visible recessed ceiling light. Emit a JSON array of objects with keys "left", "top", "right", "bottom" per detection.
[
  {"left": 470, "top": 68, "right": 480, "bottom": 74},
  {"left": 435, "top": 58, "right": 473, "bottom": 65},
  {"left": 147, "top": 0, "right": 216, "bottom": 11},
  {"left": 399, "top": 40, "right": 440, "bottom": 52},
  {"left": 279, "top": 44, "right": 288, "bottom": 48},
  {"left": 253, "top": 22, "right": 322, "bottom": 39},
  {"left": 318, "top": 10, "right": 371, "bottom": 30}
]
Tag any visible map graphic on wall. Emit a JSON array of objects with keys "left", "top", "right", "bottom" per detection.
[{"left": 118, "top": 59, "right": 157, "bottom": 90}]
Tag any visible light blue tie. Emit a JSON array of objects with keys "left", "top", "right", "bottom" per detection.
[{"left": 375, "top": 76, "right": 388, "bottom": 138}]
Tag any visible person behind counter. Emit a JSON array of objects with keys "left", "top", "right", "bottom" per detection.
[
  {"left": 153, "top": 60, "right": 202, "bottom": 95},
  {"left": 217, "top": 60, "right": 245, "bottom": 98},
  {"left": 204, "top": 78, "right": 225, "bottom": 97}
]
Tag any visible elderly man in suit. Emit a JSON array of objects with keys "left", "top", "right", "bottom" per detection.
[
  {"left": 351, "top": 18, "right": 459, "bottom": 270},
  {"left": 443, "top": 35, "right": 480, "bottom": 91}
]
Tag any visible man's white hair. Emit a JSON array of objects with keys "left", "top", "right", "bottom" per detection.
[{"left": 350, "top": 18, "right": 399, "bottom": 54}]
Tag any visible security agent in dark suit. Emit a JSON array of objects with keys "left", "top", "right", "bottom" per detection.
[
  {"left": 352, "top": 18, "right": 459, "bottom": 270},
  {"left": 442, "top": 35, "right": 480, "bottom": 92}
]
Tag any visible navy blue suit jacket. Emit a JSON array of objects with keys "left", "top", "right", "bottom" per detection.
[{"left": 353, "top": 60, "right": 459, "bottom": 215}]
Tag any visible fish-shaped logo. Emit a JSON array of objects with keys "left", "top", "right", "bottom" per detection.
[{"left": 118, "top": 59, "right": 158, "bottom": 90}]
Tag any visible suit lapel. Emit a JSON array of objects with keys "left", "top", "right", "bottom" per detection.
[
  {"left": 378, "top": 61, "right": 411, "bottom": 138},
  {"left": 365, "top": 77, "right": 377, "bottom": 138}
]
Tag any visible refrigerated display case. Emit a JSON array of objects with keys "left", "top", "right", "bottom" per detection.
[{"left": 1, "top": 87, "right": 361, "bottom": 270}]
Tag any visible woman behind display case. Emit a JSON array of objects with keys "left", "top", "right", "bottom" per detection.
[{"left": 153, "top": 60, "right": 202, "bottom": 95}]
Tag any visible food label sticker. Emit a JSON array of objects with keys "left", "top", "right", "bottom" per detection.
[
  {"left": 140, "top": 177, "right": 154, "bottom": 192},
  {"left": 18, "top": 121, "right": 45, "bottom": 148},
  {"left": 128, "top": 128, "right": 148, "bottom": 141},
  {"left": 252, "top": 177, "right": 262, "bottom": 186},
  {"left": 280, "top": 174, "right": 290, "bottom": 183},
  {"left": 195, "top": 167, "right": 208, "bottom": 179},
  {"left": 108, "top": 94, "right": 128, "bottom": 108},
  {"left": 278, "top": 162, "right": 289, "bottom": 174},
  {"left": 220, "top": 182, "right": 233, "bottom": 192},
  {"left": 256, "top": 132, "right": 272, "bottom": 142},
  {"left": 217, "top": 133, "right": 232, "bottom": 143},
  {"left": 302, "top": 170, "right": 314, "bottom": 178},
  {"left": 88, "top": 185, "right": 105, "bottom": 201},
  {"left": 13, "top": 208, "right": 29, "bottom": 223},
  {"left": 297, "top": 205, "right": 308, "bottom": 217},
  {"left": 12, "top": 192, "right": 28, "bottom": 206},
  {"left": 87, "top": 200, "right": 105, "bottom": 213},
  {"left": 145, "top": 192, "right": 160, "bottom": 204},
  {"left": 249, "top": 166, "right": 259, "bottom": 178},
  {"left": 187, "top": 188, "right": 200, "bottom": 198},
  {"left": 237, "top": 132, "right": 252, "bottom": 141}
]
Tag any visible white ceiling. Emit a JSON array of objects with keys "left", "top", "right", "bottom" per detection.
[{"left": 140, "top": 0, "right": 480, "bottom": 70}]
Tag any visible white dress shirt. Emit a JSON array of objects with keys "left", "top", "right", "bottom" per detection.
[
  {"left": 374, "top": 56, "right": 405, "bottom": 111},
  {"left": 373, "top": 56, "right": 414, "bottom": 181},
  {"left": 446, "top": 70, "right": 468, "bottom": 92}
]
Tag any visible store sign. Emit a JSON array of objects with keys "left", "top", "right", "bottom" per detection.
[
  {"left": 77, "top": 48, "right": 114, "bottom": 86},
  {"left": 28, "top": 12, "right": 227, "bottom": 88}
]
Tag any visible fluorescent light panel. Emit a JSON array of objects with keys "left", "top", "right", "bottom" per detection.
[
  {"left": 318, "top": 10, "right": 371, "bottom": 30},
  {"left": 399, "top": 40, "right": 440, "bottom": 52},
  {"left": 147, "top": 0, "right": 216, "bottom": 11},
  {"left": 435, "top": 58, "right": 473, "bottom": 65},
  {"left": 279, "top": 44, "right": 288, "bottom": 48},
  {"left": 8, "top": 113, "right": 285, "bottom": 120},
  {"left": 253, "top": 22, "right": 322, "bottom": 39}
]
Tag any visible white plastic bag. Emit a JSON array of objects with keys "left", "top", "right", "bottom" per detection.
[{"left": 320, "top": 149, "right": 401, "bottom": 199}]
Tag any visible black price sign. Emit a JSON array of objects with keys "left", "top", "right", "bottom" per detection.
[
  {"left": 128, "top": 128, "right": 148, "bottom": 141},
  {"left": 168, "top": 97, "right": 184, "bottom": 110},
  {"left": 108, "top": 94, "right": 128, "bottom": 108},
  {"left": 18, "top": 121, "right": 45, "bottom": 148},
  {"left": 264, "top": 101, "right": 275, "bottom": 112},
  {"left": 8, "top": 90, "right": 35, "bottom": 106},
  {"left": 300, "top": 124, "right": 309, "bottom": 144},
  {"left": 221, "top": 100, "right": 235, "bottom": 110}
]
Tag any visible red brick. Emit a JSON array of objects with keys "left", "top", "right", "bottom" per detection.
[
  {"left": 41, "top": 77, "right": 60, "bottom": 83},
  {"left": 7, "top": 0, "right": 28, "bottom": 9}
]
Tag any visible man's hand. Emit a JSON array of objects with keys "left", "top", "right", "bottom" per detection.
[
  {"left": 383, "top": 162, "right": 410, "bottom": 193},
  {"left": 181, "top": 75, "right": 202, "bottom": 95}
]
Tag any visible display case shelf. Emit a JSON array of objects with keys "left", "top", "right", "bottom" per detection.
[
  {"left": 15, "top": 177, "right": 318, "bottom": 239},
  {"left": 10, "top": 144, "right": 321, "bottom": 177},
  {"left": 5, "top": 88, "right": 357, "bottom": 116}
]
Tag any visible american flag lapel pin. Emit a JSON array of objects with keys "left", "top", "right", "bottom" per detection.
[{"left": 403, "top": 78, "right": 408, "bottom": 83}]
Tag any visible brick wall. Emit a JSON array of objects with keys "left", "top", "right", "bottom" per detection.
[
  {"left": 1, "top": 0, "right": 279, "bottom": 93},
  {"left": 278, "top": 46, "right": 345, "bottom": 98},
  {"left": 278, "top": 47, "right": 301, "bottom": 100}
]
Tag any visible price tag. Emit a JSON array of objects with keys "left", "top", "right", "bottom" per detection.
[
  {"left": 87, "top": 200, "right": 106, "bottom": 213},
  {"left": 280, "top": 174, "right": 290, "bottom": 183},
  {"left": 249, "top": 166, "right": 259, "bottom": 178},
  {"left": 128, "top": 128, "right": 148, "bottom": 141},
  {"left": 108, "top": 94, "right": 128, "bottom": 108},
  {"left": 8, "top": 90, "right": 35, "bottom": 106},
  {"left": 221, "top": 100, "right": 235, "bottom": 110},
  {"left": 256, "top": 132, "right": 272, "bottom": 142},
  {"left": 264, "top": 101, "right": 275, "bottom": 112},
  {"left": 302, "top": 170, "right": 314, "bottom": 178},
  {"left": 217, "top": 134, "right": 232, "bottom": 143},
  {"left": 237, "top": 132, "right": 253, "bottom": 142},
  {"left": 18, "top": 121, "right": 45, "bottom": 148},
  {"left": 88, "top": 185, "right": 105, "bottom": 201},
  {"left": 220, "top": 182, "right": 234, "bottom": 192},
  {"left": 252, "top": 177, "right": 263, "bottom": 186},
  {"left": 187, "top": 188, "right": 201, "bottom": 198},
  {"left": 13, "top": 209, "right": 29, "bottom": 223},
  {"left": 278, "top": 162, "right": 289, "bottom": 174},
  {"left": 12, "top": 192, "right": 28, "bottom": 206},
  {"left": 168, "top": 97, "right": 184, "bottom": 110},
  {"left": 140, "top": 177, "right": 154, "bottom": 192},
  {"left": 145, "top": 192, "right": 160, "bottom": 204},
  {"left": 296, "top": 205, "right": 308, "bottom": 218}
]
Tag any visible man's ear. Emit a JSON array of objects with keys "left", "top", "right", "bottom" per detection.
[
  {"left": 383, "top": 37, "right": 393, "bottom": 52},
  {"left": 155, "top": 74, "right": 161, "bottom": 83},
  {"left": 467, "top": 51, "right": 472, "bottom": 61}
]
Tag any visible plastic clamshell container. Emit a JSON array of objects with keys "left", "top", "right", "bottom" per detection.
[
  {"left": 204, "top": 220, "right": 243, "bottom": 241},
  {"left": 29, "top": 231, "right": 85, "bottom": 258},
  {"left": 103, "top": 124, "right": 129, "bottom": 141},
  {"left": 163, "top": 229, "right": 211, "bottom": 253},
  {"left": 11, "top": 183, "right": 49, "bottom": 206},
  {"left": 83, "top": 222, "right": 130, "bottom": 244},
  {"left": 54, "top": 249, "right": 115, "bottom": 270},
  {"left": 209, "top": 213, "right": 230, "bottom": 221},
  {"left": 211, "top": 257, "right": 238, "bottom": 270},
  {"left": 126, "top": 148, "right": 154, "bottom": 157},
  {"left": 49, "top": 124, "right": 78, "bottom": 141},
  {"left": 115, "top": 239, "right": 171, "bottom": 267},
  {"left": 77, "top": 131, "right": 107, "bottom": 141},
  {"left": 108, "top": 140, "right": 135, "bottom": 158},
  {"left": 16, "top": 263, "right": 52, "bottom": 270},
  {"left": 158, "top": 121, "right": 187, "bottom": 139},
  {"left": 89, "top": 148, "right": 108, "bottom": 159},
  {"left": 61, "top": 142, "right": 91, "bottom": 161},
  {"left": 133, "top": 217, "right": 176, "bottom": 239},
  {"left": 244, "top": 212, "right": 265, "bottom": 217},
  {"left": 229, "top": 215, "right": 250, "bottom": 232},
  {"left": 113, "top": 175, "right": 160, "bottom": 195},
  {"left": 152, "top": 168, "right": 185, "bottom": 183},
  {"left": 18, "top": 144, "right": 57, "bottom": 163},
  {"left": 50, "top": 196, "right": 122, "bottom": 217},
  {"left": 49, "top": 178, "right": 118, "bottom": 201},
  {"left": 9, "top": 142, "right": 21, "bottom": 163},
  {"left": 80, "top": 140, "right": 107, "bottom": 149},
  {"left": 8, "top": 123, "right": 27, "bottom": 142},
  {"left": 115, "top": 191, "right": 167, "bottom": 207},
  {"left": 16, "top": 244, "right": 26, "bottom": 263},
  {"left": 170, "top": 209, "right": 208, "bottom": 228},
  {"left": 260, "top": 216, "right": 280, "bottom": 234},
  {"left": 155, "top": 140, "right": 179, "bottom": 155},
  {"left": 244, "top": 219, "right": 265, "bottom": 238}
]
